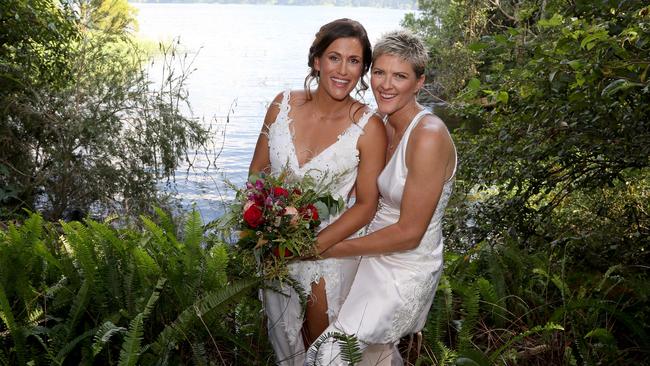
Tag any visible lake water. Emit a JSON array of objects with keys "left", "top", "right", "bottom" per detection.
[{"left": 133, "top": 3, "right": 414, "bottom": 221}]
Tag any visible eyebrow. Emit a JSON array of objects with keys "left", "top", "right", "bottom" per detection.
[{"left": 327, "top": 51, "right": 361, "bottom": 58}]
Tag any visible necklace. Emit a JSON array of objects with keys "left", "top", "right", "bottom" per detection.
[
  {"left": 386, "top": 106, "right": 425, "bottom": 155},
  {"left": 387, "top": 128, "right": 405, "bottom": 152}
]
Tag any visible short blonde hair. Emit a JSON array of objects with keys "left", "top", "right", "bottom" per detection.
[{"left": 372, "top": 30, "right": 429, "bottom": 78}]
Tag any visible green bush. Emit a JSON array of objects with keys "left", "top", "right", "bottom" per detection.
[
  {"left": 0, "top": 210, "right": 263, "bottom": 365},
  {"left": 0, "top": 0, "right": 209, "bottom": 221},
  {"left": 406, "top": 0, "right": 649, "bottom": 364}
]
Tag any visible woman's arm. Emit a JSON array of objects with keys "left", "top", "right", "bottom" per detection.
[
  {"left": 321, "top": 115, "right": 455, "bottom": 258},
  {"left": 315, "top": 113, "right": 387, "bottom": 251},
  {"left": 249, "top": 91, "right": 284, "bottom": 175}
]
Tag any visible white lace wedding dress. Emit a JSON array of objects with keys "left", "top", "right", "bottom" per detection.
[
  {"left": 262, "top": 90, "right": 373, "bottom": 365},
  {"left": 307, "top": 109, "right": 456, "bottom": 365}
]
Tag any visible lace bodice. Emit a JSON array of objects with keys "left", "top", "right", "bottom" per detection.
[{"left": 267, "top": 90, "right": 371, "bottom": 203}]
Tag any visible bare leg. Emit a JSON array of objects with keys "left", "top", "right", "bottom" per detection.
[{"left": 303, "top": 278, "right": 329, "bottom": 346}]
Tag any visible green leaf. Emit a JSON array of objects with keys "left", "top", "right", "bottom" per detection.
[
  {"left": 468, "top": 78, "right": 481, "bottom": 91},
  {"left": 467, "top": 42, "right": 488, "bottom": 52},
  {"left": 584, "top": 328, "right": 616, "bottom": 346},
  {"left": 568, "top": 60, "right": 583, "bottom": 70},
  {"left": 313, "top": 201, "right": 330, "bottom": 220},
  {"left": 496, "top": 91, "right": 509, "bottom": 104},
  {"left": 457, "top": 348, "right": 490, "bottom": 365},
  {"left": 538, "top": 13, "right": 563, "bottom": 27},
  {"left": 601, "top": 79, "right": 644, "bottom": 97}
]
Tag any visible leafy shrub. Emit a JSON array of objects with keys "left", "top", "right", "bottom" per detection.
[
  {"left": 0, "top": 0, "right": 209, "bottom": 220},
  {"left": 0, "top": 210, "right": 262, "bottom": 365}
]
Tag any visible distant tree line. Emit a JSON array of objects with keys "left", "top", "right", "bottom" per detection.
[{"left": 128, "top": 0, "right": 418, "bottom": 10}]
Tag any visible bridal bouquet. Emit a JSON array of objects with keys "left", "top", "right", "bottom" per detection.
[{"left": 218, "top": 170, "right": 344, "bottom": 281}]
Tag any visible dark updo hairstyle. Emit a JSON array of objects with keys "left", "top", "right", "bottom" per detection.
[{"left": 304, "top": 18, "right": 372, "bottom": 100}]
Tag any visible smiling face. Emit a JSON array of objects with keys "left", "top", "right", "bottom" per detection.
[
  {"left": 371, "top": 54, "right": 425, "bottom": 117},
  {"left": 314, "top": 37, "right": 364, "bottom": 101}
]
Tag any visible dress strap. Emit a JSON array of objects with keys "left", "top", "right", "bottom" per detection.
[
  {"left": 404, "top": 109, "right": 430, "bottom": 138},
  {"left": 356, "top": 110, "right": 373, "bottom": 130},
  {"left": 446, "top": 131, "right": 458, "bottom": 182},
  {"left": 275, "top": 89, "right": 292, "bottom": 122}
]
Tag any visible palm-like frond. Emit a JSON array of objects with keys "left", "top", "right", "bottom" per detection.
[
  {"left": 118, "top": 278, "right": 166, "bottom": 366},
  {"left": 305, "top": 331, "right": 363, "bottom": 365},
  {"left": 152, "top": 278, "right": 259, "bottom": 356},
  {"left": 92, "top": 321, "right": 126, "bottom": 356}
]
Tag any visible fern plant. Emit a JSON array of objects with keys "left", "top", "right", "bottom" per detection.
[
  {"left": 0, "top": 209, "right": 249, "bottom": 365},
  {"left": 305, "top": 331, "right": 363, "bottom": 365}
]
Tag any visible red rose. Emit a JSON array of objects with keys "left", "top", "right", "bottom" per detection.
[
  {"left": 243, "top": 204, "right": 264, "bottom": 228},
  {"left": 272, "top": 246, "right": 294, "bottom": 258},
  {"left": 301, "top": 204, "right": 319, "bottom": 221},
  {"left": 273, "top": 186, "right": 289, "bottom": 198}
]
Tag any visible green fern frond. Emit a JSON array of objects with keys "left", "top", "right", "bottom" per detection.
[
  {"left": 424, "top": 276, "right": 452, "bottom": 359},
  {"left": 435, "top": 341, "right": 458, "bottom": 365},
  {"left": 132, "top": 246, "right": 161, "bottom": 281},
  {"left": 0, "top": 282, "right": 26, "bottom": 365},
  {"left": 92, "top": 321, "right": 127, "bottom": 356},
  {"left": 551, "top": 298, "right": 650, "bottom": 349},
  {"left": 183, "top": 209, "right": 203, "bottom": 254},
  {"left": 35, "top": 240, "right": 63, "bottom": 271},
  {"left": 27, "top": 307, "right": 43, "bottom": 328},
  {"left": 456, "top": 280, "right": 480, "bottom": 352},
  {"left": 551, "top": 274, "right": 570, "bottom": 299},
  {"left": 205, "top": 243, "right": 228, "bottom": 288},
  {"left": 86, "top": 219, "right": 125, "bottom": 253},
  {"left": 60, "top": 221, "right": 97, "bottom": 278},
  {"left": 21, "top": 213, "right": 44, "bottom": 247},
  {"left": 489, "top": 322, "right": 564, "bottom": 364},
  {"left": 476, "top": 277, "right": 506, "bottom": 327},
  {"left": 143, "top": 278, "right": 166, "bottom": 318},
  {"left": 332, "top": 333, "right": 363, "bottom": 365},
  {"left": 190, "top": 341, "right": 208, "bottom": 366},
  {"left": 119, "top": 276, "right": 167, "bottom": 365},
  {"left": 597, "top": 264, "right": 624, "bottom": 294},
  {"left": 151, "top": 278, "right": 259, "bottom": 355},
  {"left": 66, "top": 277, "right": 92, "bottom": 338},
  {"left": 0, "top": 282, "right": 17, "bottom": 335},
  {"left": 53, "top": 328, "right": 96, "bottom": 365},
  {"left": 118, "top": 313, "right": 144, "bottom": 366},
  {"left": 305, "top": 331, "right": 363, "bottom": 365},
  {"left": 140, "top": 216, "right": 168, "bottom": 250},
  {"left": 154, "top": 206, "right": 177, "bottom": 235}
]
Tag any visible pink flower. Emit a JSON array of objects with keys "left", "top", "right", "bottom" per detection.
[{"left": 283, "top": 206, "right": 299, "bottom": 225}]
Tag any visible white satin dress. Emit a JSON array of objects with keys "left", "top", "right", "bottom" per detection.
[
  {"left": 307, "top": 109, "right": 456, "bottom": 365},
  {"left": 262, "top": 90, "right": 373, "bottom": 365}
]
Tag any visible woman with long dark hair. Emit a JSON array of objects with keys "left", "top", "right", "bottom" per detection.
[{"left": 249, "top": 18, "right": 386, "bottom": 365}]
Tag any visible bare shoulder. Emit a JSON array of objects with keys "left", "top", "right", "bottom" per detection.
[
  {"left": 289, "top": 89, "right": 309, "bottom": 108},
  {"left": 410, "top": 114, "right": 454, "bottom": 155}
]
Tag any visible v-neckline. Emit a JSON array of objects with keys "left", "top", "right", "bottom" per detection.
[{"left": 286, "top": 117, "right": 356, "bottom": 170}]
